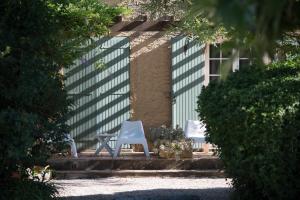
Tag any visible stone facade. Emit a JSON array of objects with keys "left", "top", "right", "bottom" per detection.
[{"left": 111, "top": 31, "right": 173, "bottom": 133}]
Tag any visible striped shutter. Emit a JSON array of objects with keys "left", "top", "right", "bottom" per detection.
[
  {"left": 64, "top": 37, "right": 130, "bottom": 151},
  {"left": 171, "top": 36, "right": 206, "bottom": 130}
]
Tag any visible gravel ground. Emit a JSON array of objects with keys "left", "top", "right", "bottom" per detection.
[{"left": 53, "top": 177, "right": 232, "bottom": 200}]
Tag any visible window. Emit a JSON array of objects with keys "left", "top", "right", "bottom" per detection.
[
  {"left": 238, "top": 49, "right": 251, "bottom": 70},
  {"left": 209, "top": 44, "right": 232, "bottom": 81},
  {"left": 208, "top": 43, "right": 251, "bottom": 82}
]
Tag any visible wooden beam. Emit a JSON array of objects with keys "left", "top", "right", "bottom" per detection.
[{"left": 110, "top": 17, "right": 178, "bottom": 32}]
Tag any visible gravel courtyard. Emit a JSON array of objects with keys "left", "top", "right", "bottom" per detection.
[{"left": 54, "top": 177, "right": 232, "bottom": 200}]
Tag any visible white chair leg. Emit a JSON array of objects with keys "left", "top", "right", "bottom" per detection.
[
  {"left": 113, "top": 142, "right": 122, "bottom": 158},
  {"left": 142, "top": 141, "right": 150, "bottom": 158},
  {"left": 69, "top": 139, "right": 78, "bottom": 158}
]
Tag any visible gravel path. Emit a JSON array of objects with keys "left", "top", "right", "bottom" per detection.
[{"left": 53, "top": 177, "right": 232, "bottom": 200}]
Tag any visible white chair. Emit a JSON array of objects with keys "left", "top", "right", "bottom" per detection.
[
  {"left": 113, "top": 120, "right": 150, "bottom": 158},
  {"left": 64, "top": 134, "right": 78, "bottom": 158},
  {"left": 184, "top": 120, "right": 206, "bottom": 143}
]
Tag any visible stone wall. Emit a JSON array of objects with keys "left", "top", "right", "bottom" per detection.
[{"left": 111, "top": 31, "right": 172, "bottom": 134}]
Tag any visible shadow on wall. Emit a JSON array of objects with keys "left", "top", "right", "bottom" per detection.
[
  {"left": 129, "top": 33, "right": 205, "bottom": 134},
  {"left": 130, "top": 32, "right": 168, "bottom": 60},
  {"left": 65, "top": 34, "right": 206, "bottom": 151},
  {"left": 128, "top": 32, "right": 172, "bottom": 133},
  {"left": 65, "top": 37, "right": 131, "bottom": 151},
  {"left": 58, "top": 188, "right": 232, "bottom": 200}
]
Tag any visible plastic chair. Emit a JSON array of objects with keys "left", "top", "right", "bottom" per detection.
[
  {"left": 64, "top": 134, "right": 78, "bottom": 158},
  {"left": 113, "top": 121, "right": 150, "bottom": 158},
  {"left": 184, "top": 120, "right": 206, "bottom": 143}
]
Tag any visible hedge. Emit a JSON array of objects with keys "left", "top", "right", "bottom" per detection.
[{"left": 197, "top": 57, "right": 300, "bottom": 200}]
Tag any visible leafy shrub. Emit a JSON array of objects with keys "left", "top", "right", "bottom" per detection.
[
  {"left": 153, "top": 139, "right": 193, "bottom": 159},
  {"left": 148, "top": 125, "right": 184, "bottom": 143},
  {"left": 148, "top": 125, "right": 193, "bottom": 158},
  {"left": 1, "top": 180, "right": 58, "bottom": 200},
  {"left": 0, "top": 0, "right": 126, "bottom": 199},
  {"left": 197, "top": 57, "right": 300, "bottom": 200}
]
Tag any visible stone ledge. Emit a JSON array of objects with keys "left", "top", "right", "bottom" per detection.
[
  {"left": 54, "top": 170, "right": 226, "bottom": 179},
  {"left": 48, "top": 157, "right": 223, "bottom": 171}
]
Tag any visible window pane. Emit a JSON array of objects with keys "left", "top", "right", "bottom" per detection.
[
  {"left": 239, "top": 59, "right": 250, "bottom": 69},
  {"left": 220, "top": 60, "right": 232, "bottom": 74},
  {"left": 209, "top": 44, "right": 220, "bottom": 58},
  {"left": 221, "top": 47, "right": 232, "bottom": 58},
  {"left": 239, "top": 49, "right": 251, "bottom": 58},
  {"left": 209, "top": 76, "right": 220, "bottom": 82},
  {"left": 210, "top": 60, "right": 220, "bottom": 74}
]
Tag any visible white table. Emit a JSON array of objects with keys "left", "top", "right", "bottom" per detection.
[{"left": 94, "top": 133, "right": 117, "bottom": 156}]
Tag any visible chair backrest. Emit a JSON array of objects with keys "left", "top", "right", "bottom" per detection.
[
  {"left": 184, "top": 120, "right": 206, "bottom": 138},
  {"left": 119, "top": 120, "right": 145, "bottom": 138}
]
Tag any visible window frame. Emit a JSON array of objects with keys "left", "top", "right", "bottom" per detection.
[{"left": 206, "top": 43, "right": 251, "bottom": 84}]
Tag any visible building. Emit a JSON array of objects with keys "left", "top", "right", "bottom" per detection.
[{"left": 64, "top": 1, "right": 250, "bottom": 151}]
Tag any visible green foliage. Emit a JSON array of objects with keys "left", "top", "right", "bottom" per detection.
[
  {"left": 142, "top": 0, "right": 227, "bottom": 43},
  {"left": 144, "top": 0, "right": 300, "bottom": 60},
  {"left": 0, "top": 0, "right": 126, "bottom": 198},
  {"left": 197, "top": 57, "right": 300, "bottom": 200},
  {"left": 142, "top": 0, "right": 189, "bottom": 19},
  {"left": 1, "top": 180, "right": 58, "bottom": 200},
  {"left": 95, "top": 58, "right": 107, "bottom": 71},
  {"left": 148, "top": 125, "right": 184, "bottom": 143},
  {"left": 148, "top": 125, "right": 192, "bottom": 159},
  {"left": 153, "top": 139, "right": 193, "bottom": 159},
  {"left": 175, "top": 16, "right": 227, "bottom": 43},
  {"left": 190, "top": 0, "right": 300, "bottom": 56}
]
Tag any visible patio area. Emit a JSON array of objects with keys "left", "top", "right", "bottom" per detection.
[{"left": 48, "top": 150, "right": 224, "bottom": 179}]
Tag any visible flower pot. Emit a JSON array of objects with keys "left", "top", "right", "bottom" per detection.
[
  {"left": 159, "top": 149, "right": 174, "bottom": 159},
  {"left": 175, "top": 152, "right": 181, "bottom": 161},
  {"left": 180, "top": 149, "right": 193, "bottom": 158}
]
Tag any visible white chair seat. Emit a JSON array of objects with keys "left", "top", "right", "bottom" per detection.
[
  {"left": 113, "top": 120, "right": 150, "bottom": 158},
  {"left": 118, "top": 138, "right": 145, "bottom": 144},
  {"left": 184, "top": 120, "right": 206, "bottom": 143}
]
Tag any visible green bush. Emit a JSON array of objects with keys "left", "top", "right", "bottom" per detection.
[
  {"left": 197, "top": 57, "right": 300, "bottom": 200},
  {"left": 1, "top": 180, "right": 58, "bottom": 200},
  {"left": 0, "top": 0, "right": 126, "bottom": 199},
  {"left": 147, "top": 125, "right": 193, "bottom": 159},
  {"left": 148, "top": 125, "right": 184, "bottom": 143}
]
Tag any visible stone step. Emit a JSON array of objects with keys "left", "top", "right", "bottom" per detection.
[
  {"left": 53, "top": 169, "right": 226, "bottom": 179},
  {"left": 48, "top": 157, "right": 223, "bottom": 171}
]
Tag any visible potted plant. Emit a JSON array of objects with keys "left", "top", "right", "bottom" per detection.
[{"left": 171, "top": 141, "right": 182, "bottom": 161}]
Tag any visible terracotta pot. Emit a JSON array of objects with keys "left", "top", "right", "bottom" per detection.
[
  {"left": 180, "top": 150, "right": 193, "bottom": 158},
  {"left": 132, "top": 144, "right": 144, "bottom": 152},
  {"left": 175, "top": 152, "right": 181, "bottom": 161},
  {"left": 132, "top": 143, "right": 154, "bottom": 152},
  {"left": 159, "top": 150, "right": 174, "bottom": 159}
]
